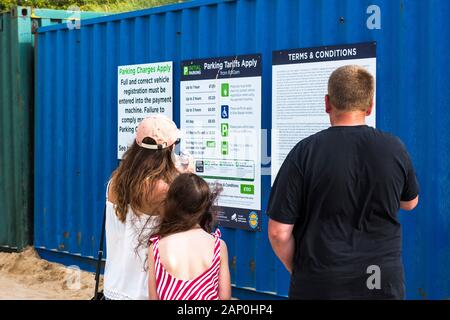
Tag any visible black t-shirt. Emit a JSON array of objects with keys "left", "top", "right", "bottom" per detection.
[{"left": 267, "top": 125, "right": 419, "bottom": 300}]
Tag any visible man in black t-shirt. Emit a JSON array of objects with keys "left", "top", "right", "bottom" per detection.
[{"left": 267, "top": 65, "right": 419, "bottom": 300}]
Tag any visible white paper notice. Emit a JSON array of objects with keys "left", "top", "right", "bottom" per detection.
[
  {"left": 271, "top": 43, "right": 377, "bottom": 184},
  {"left": 117, "top": 61, "right": 173, "bottom": 159}
]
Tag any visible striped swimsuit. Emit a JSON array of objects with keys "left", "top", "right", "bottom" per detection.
[{"left": 150, "top": 229, "right": 221, "bottom": 300}]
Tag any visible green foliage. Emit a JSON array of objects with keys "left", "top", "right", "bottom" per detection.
[
  {"left": 0, "top": 0, "right": 187, "bottom": 13},
  {"left": 0, "top": 0, "right": 16, "bottom": 11},
  {"left": 81, "top": 0, "right": 186, "bottom": 13}
]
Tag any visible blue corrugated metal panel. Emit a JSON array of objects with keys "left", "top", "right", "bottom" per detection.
[{"left": 35, "top": 0, "right": 450, "bottom": 299}]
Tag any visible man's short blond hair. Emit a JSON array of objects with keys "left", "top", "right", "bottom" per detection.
[{"left": 328, "top": 65, "right": 374, "bottom": 112}]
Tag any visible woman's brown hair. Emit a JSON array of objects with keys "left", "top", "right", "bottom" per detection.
[
  {"left": 153, "top": 173, "right": 222, "bottom": 238},
  {"left": 110, "top": 138, "right": 178, "bottom": 222}
]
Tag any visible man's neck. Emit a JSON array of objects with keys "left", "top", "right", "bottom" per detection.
[{"left": 330, "top": 111, "right": 367, "bottom": 127}]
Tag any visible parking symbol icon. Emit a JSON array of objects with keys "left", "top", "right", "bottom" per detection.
[{"left": 221, "top": 105, "right": 229, "bottom": 119}]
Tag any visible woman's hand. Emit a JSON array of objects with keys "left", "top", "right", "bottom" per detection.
[{"left": 175, "top": 153, "right": 195, "bottom": 174}]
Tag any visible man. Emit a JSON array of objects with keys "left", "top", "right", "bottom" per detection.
[{"left": 267, "top": 65, "right": 419, "bottom": 300}]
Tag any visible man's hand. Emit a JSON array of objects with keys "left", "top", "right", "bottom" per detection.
[
  {"left": 268, "top": 218, "right": 295, "bottom": 274},
  {"left": 400, "top": 195, "right": 419, "bottom": 211}
]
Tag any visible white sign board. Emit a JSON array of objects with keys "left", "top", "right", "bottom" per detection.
[
  {"left": 180, "top": 55, "right": 262, "bottom": 231},
  {"left": 272, "top": 42, "right": 377, "bottom": 184},
  {"left": 117, "top": 61, "right": 173, "bottom": 159}
]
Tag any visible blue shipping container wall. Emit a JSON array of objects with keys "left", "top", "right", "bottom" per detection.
[{"left": 35, "top": 0, "right": 450, "bottom": 299}]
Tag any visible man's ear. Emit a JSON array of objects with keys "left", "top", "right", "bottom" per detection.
[
  {"left": 366, "top": 100, "right": 374, "bottom": 116},
  {"left": 325, "top": 95, "right": 332, "bottom": 114}
]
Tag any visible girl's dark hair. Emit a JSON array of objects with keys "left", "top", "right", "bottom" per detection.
[
  {"left": 110, "top": 138, "right": 178, "bottom": 222},
  {"left": 154, "top": 173, "right": 222, "bottom": 238}
]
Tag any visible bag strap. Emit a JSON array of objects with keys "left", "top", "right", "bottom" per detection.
[{"left": 93, "top": 200, "right": 107, "bottom": 299}]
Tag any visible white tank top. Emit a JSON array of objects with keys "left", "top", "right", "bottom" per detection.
[{"left": 103, "top": 181, "right": 157, "bottom": 300}]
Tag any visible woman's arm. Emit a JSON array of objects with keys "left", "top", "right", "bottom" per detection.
[
  {"left": 218, "top": 240, "right": 231, "bottom": 300},
  {"left": 148, "top": 244, "right": 159, "bottom": 300}
]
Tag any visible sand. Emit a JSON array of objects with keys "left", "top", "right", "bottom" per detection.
[{"left": 0, "top": 247, "right": 101, "bottom": 300}]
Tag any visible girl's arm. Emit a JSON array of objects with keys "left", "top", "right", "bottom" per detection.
[
  {"left": 148, "top": 244, "right": 159, "bottom": 300},
  {"left": 218, "top": 240, "right": 231, "bottom": 300}
]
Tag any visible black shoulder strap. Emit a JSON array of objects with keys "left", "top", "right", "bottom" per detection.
[{"left": 93, "top": 203, "right": 107, "bottom": 300}]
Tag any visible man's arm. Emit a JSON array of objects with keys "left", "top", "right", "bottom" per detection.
[
  {"left": 398, "top": 140, "right": 419, "bottom": 211},
  {"left": 400, "top": 195, "right": 419, "bottom": 211},
  {"left": 268, "top": 219, "right": 295, "bottom": 274}
]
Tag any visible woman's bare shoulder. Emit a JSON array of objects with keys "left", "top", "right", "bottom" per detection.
[
  {"left": 143, "top": 178, "right": 169, "bottom": 198},
  {"left": 138, "top": 178, "right": 170, "bottom": 215},
  {"left": 153, "top": 179, "right": 170, "bottom": 194},
  {"left": 107, "top": 177, "right": 117, "bottom": 204}
]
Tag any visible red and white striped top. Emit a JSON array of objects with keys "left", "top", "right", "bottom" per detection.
[{"left": 150, "top": 229, "right": 221, "bottom": 300}]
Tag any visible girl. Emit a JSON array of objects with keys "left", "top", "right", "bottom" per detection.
[
  {"left": 148, "top": 173, "right": 231, "bottom": 300},
  {"left": 104, "top": 115, "right": 189, "bottom": 300}
]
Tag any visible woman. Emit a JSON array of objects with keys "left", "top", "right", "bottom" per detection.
[{"left": 104, "top": 115, "right": 186, "bottom": 300}]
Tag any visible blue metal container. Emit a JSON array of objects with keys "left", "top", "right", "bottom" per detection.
[{"left": 35, "top": 0, "right": 450, "bottom": 299}]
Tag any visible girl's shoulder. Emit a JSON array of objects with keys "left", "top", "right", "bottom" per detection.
[{"left": 159, "top": 228, "right": 215, "bottom": 245}]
